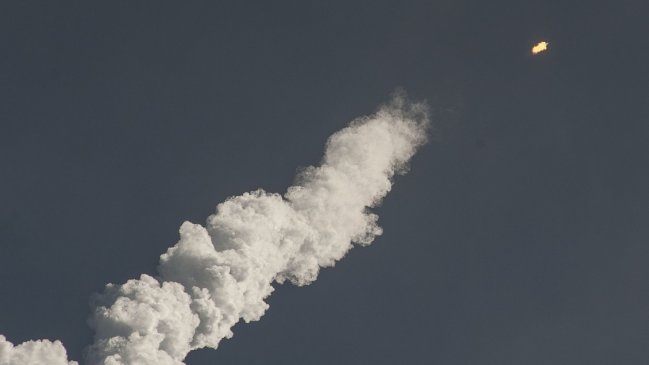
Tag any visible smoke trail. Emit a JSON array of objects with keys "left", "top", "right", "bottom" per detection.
[{"left": 0, "top": 95, "right": 429, "bottom": 365}]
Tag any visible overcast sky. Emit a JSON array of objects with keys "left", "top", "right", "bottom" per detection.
[{"left": 1, "top": 1, "right": 649, "bottom": 364}]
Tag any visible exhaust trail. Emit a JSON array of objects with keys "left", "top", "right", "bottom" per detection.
[{"left": 0, "top": 95, "right": 429, "bottom": 365}]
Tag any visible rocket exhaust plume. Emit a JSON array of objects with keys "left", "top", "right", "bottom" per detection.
[
  {"left": 532, "top": 41, "right": 549, "bottom": 54},
  {"left": 0, "top": 94, "right": 429, "bottom": 365}
]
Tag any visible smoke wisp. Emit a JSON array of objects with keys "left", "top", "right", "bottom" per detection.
[{"left": 0, "top": 96, "right": 429, "bottom": 365}]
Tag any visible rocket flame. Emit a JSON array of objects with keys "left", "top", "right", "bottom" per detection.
[{"left": 532, "top": 41, "right": 549, "bottom": 54}]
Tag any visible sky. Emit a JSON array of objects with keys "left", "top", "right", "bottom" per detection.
[{"left": 1, "top": 1, "right": 649, "bottom": 364}]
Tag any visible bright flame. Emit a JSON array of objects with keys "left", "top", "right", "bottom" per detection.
[{"left": 532, "top": 41, "right": 549, "bottom": 54}]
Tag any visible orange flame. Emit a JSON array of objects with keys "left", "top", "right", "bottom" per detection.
[{"left": 532, "top": 41, "right": 549, "bottom": 54}]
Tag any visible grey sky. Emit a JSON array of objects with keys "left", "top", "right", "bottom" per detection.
[{"left": 1, "top": 1, "right": 648, "bottom": 364}]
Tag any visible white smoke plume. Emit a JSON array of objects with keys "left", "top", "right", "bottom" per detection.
[
  {"left": 0, "top": 95, "right": 429, "bottom": 365},
  {"left": 0, "top": 336, "right": 77, "bottom": 365}
]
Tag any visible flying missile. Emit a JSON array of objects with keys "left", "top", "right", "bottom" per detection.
[{"left": 532, "top": 41, "right": 549, "bottom": 55}]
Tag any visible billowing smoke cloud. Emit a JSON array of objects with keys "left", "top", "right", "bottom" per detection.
[
  {"left": 0, "top": 95, "right": 429, "bottom": 365},
  {"left": 0, "top": 336, "right": 78, "bottom": 365}
]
